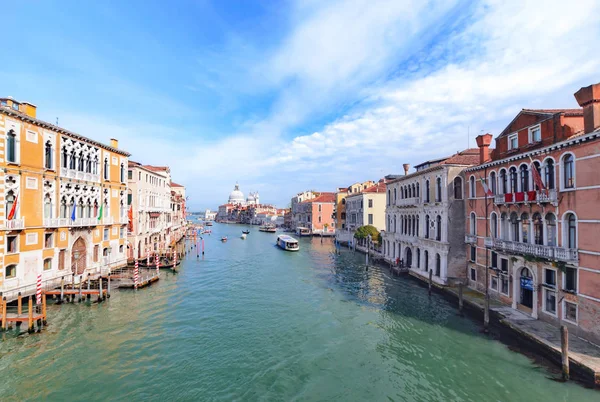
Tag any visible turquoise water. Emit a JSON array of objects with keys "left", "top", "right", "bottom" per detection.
[{"left": 0, "top": 223, "right": 597, "bottom": 401}]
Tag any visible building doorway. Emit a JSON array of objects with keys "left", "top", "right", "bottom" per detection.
[
  {"left": 71, "top": 237, "right": 87, "bottom": 275},
  {"left": 519, "top": 267, "right": 534, "bottom": 309},
  {"left": 405, "top": 247, "right": 412, "bottom": 268}
]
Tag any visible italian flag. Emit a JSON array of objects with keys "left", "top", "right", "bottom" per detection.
[
  {"left": 97, "top": 203, "right": 103, "bottom": 221},
  {"left": 480, "top": 178, "right": 493, "bottom": 197}
]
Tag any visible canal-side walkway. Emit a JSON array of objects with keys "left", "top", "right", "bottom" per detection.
[{"left": 445, "top": 286, "right": 600, "bottom": 387}]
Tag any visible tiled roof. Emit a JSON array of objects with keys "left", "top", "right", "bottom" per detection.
[
  {"left": 303, "top": 192, "right": 335, "bottom": 203},
  {"left": 522, "top": 108, "right": 583, "bottom": 117},
  {"left": 440, "top": 148, "right": 480, "bottom": 165},
  {"left": 170, "top": 182, "right": 184, "bottom": 188},
  {"left": 362, "top": 182, "right": 387, "bottom": 193},
  {"left": 143, "top": 165, "right": 169, "bottom": 172}
]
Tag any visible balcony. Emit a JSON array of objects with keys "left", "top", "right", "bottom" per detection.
[
  {"left": 71, "top": 217, "right": 98, "bottom": 227},
  {"left": 491, "top": 238, "right": 577, "bottom": 263},
  {"left": 395, "top": 197, "right": 421, "bottom": 207},
  {"left": 3, "top": 218, "right": 25, "bottom": 230},
  {"left": 484, "top": 237, "right": 493, "bottom": 248},
  {"left": 102, "top": 217, "right": 114, "bottom": 225},
  {"left": 494, "top": 189, "right": 557, "bottom": 205},
  {"left": 465, "top": 234, "right": 477, "bottom": 244}
]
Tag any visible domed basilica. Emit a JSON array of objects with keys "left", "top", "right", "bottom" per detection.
[{"left": 228, "top": 182, "right": 259, "bottom": 206}]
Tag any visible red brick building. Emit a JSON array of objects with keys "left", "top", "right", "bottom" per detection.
[{"left": 465, "top": 82, "right": 600, "bottom": 342}]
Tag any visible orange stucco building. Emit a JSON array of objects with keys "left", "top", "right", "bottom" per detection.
[
  {"left": 1, "top": 97, "right": 129, "bottom": 301},
  {"left": 465, "top": 82, "right": 600, "bottom": 342}
]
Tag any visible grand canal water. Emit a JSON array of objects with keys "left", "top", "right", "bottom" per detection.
[{"left": 0, "top": 223, "right": 597, "bottom": 401}]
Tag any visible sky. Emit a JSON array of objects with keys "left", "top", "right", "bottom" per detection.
[{"left": 3, "top": 0, "right": 600, "bottom": 210}]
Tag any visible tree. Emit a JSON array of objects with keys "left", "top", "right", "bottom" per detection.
[{"left": 354, "top": 225, "right": 379, "bottom": 242}]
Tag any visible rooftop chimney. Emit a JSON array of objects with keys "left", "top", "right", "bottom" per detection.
[
  {"left": 403, "top": 163, "right": 410, "bottom": 175},
  {"left": 475, "top": 133, "right": 493, "bottom": 164},
  {"left": 110, "top": 138, "right": 119, "bottom": 149},
  {"left": 574, "top": 82, "right": 600, "bottom": 134}
]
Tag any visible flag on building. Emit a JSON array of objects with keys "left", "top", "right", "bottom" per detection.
[
  {"left": 71, "top": 202, "right": 77, "bottom": 221},
  {"left": 529, "top": 156, "right": 546, "bottom": 192},
  {"left": 127, "top": 205, "right": 133, "bottom": 232},
  {"left": 480, "top": 178, "right": 493, "bottom": 197},
  {"left": 98, "top": 203, "right": 103, "bottom": 221},
  {"left": 7, "top": 193, "right": 18, "bottom": 220}
]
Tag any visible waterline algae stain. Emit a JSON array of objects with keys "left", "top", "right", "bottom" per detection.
[{"left": 0, "top": 224, "right": 597, "bottom": 400}]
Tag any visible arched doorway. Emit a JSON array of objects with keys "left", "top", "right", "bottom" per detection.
[
  {"left": 138, "top": 241, "right": 142, "bottom": 258},
  {"left": 71, "top": 237, "right": 87, "bottom": 275},
  {"left": 405, "top": 247, "right": 412, "bottom": 268},
  {"left": 519, "top": 267, "right": 534, "bottom": 310}
]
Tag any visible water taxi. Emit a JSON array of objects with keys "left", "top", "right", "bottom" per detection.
[
  {"left": 259, "top": 225, "right": 277, "bottom": 233},
  {"left": 276, "top": 235, "right": 300, "bottom": 251},
  {"left": 295, "top": 227, "right": 311, "bottom": 236},
  {"left": 206, "top": 221, "right": 213, "bottom": 226},
  {"left": 221, "top": 236, "right": 228, "bottom": 242}
]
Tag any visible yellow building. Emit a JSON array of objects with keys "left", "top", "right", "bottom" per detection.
[
  {"left": 335, "top": 181, "right": 375, "bottom": 230},
  {"left": 0, "top": 97, "right": 130, "bottom": 301}
]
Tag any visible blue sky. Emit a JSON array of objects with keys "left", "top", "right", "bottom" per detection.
[{"left": 3, "top": 0, "right": 600, "bottom": 210}]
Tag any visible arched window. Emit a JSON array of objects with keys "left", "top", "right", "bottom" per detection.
[
  {"left": 565, "top": 213, "right": 577, "bottom": 249},
  {"left": 546, "top": 213, "right": 557, "bottom": 246},
  {"left": 393, "top": 188, "right": 396, "bottom": 203},
  {"left": 416, "top": 182, "right": 420, "bottom": 197},
  {"left": 544, "top": 159, "right": 555, "bottom": 189},
  {"left": 416, "top": 248, "right": 420, "bottom": 269},
  {"left": 519, "top": 164, "right": 529, "bottom": 192},
  {"left": 393, "top": 215, "right": 397, "bottom": 233},
  {"left": 563, "top": 154, "right": 574, "bottom": 189},
  {"left": 416, "top": 215, "right": 419, "bottom": 237},
  {"left": 521, "top": 213, "right": 529, "bottom": 243},
  {"left": 499, "top": 169, "right": 507, "bottom": 194},
  {"left": 70, "top": 150, "right": 76, "bottom": 169},
  {"left": 44, "top": 194, "right": 53, "bottom": 218},
  {"left": 453, "top": 177, "right": 463, "bottom": 199},
  {"left": 5, "top": 264, "right": 17, "bottom": 279},
  {"left": 532, "top": 161, "right": 542, "bottom": 190},
  {"left": 424, "top": 250, "right": 429, "bottom": 272},
  {"left": 490, "top": 171, "right": 497, "bottom": 195},
  {"left": 94, "top": 200, "right": 99, "bottom": 218},
  {"left": 78, "top": 151, "right": 84, "bottom": 171},
  {"left": 103, "top": 158, "right": 109, "bottom": 180},
  {"left": 425, "top": 180, "right": 430, "bottom": 203},
  {"left": 436, "top": 178, "right": 442, "bottom": 202},
  {"left": 6, "top": 190, "right": 15, "bottom": 217},
  {"left": 60, "top": 197, "right": 68, "bottom": 218},
  {"left": 408, "top": 185, "right": 412, "bottom": 198},
  {"left": 490, "top": 212, "right": 498, "bottom": 238},
  {"left": 500, "top": 213, "right": 508, "bottom": 240},
  {"left": 436, "top": 215, "right": 442, "bottom": 241},
  {"left": 45, "top": 141, "right": 53, "bottom": 169},
  {"left": 86, "top": 199, "right": 92, "bottom": 218},
  {"left": 342, "top": 198, "right": 346, "bottom": 205},
  {"left": 120, "top": 163, "right": 125, "bottom": 183},
  {"left": 425, "top": 215, "right": 430, "bottom": 238},
  {"left": 470, "top": 212, "right": 476, "bottom": 235},
  {"left": 435, "top": 254, "right": 441, "bottom": 277},
  {"left": 469, "top": 176, "right": 475, "bottom": 198},
  {"left": 388, "top": 190, "right": 391, "bottom": 205},
  {"left": 412, "top": 183, "right": 416, "bottom": 198},
  {"left": 93, "top": 156, "right": 99, "bottom": 175},
  {"left": 533, "top": 213, "right": 543, "bottom": 245},
  {"left": 510, "top": 212, "right": 519, "bottom": 241},
  {"left": 6, "top": 130, "right": 17, "bottom": 163},
  {"left": 412, "top": 215, "right": 416, "bottom": 236},
  {"left": 62, "top": 146, "right": 68, "bottom": 168},
  {"left": 43, "top": 258, "right": 52, "bottom": 271},
  {"left": 86, "top": 156, "right": 92, "bottom": 173},
  {"left": 509, "top": 167, "right": 518, "bottom": 192}
]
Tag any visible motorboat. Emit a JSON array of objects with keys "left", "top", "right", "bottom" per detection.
[
  {"left": 221, "top": 236, "right": 228, "bottom": 242},
  {"left": 206, "top": 222, "right": 213, "bottom": 226},
  {"left": 259, "top": 225, "right": 277, "bottom": 233},
  {"left": 276, "top": 235, "right": 300, "bottom": 252},
  {"left": 295, "top": 227, "right": 311, "bottom": 236},
  {"left": 242, "top": 230, "right": 251, "bottom": 234},
  {"left": 241, "top": 233, "right": 247, "bottom": 240}
]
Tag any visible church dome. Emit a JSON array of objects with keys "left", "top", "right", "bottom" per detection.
[{"left": 228, "top": 183, "right": 245, "bottom": 204}]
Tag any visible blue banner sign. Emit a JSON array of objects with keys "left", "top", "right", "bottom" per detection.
[{"left": 520, "top": 277, "right": 533, "bottom": 291}]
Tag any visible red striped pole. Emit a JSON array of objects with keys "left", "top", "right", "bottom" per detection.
[
  {"left": 134, "top": 258, "right": 139, "bottom": 289},
  {"left": 156, "top": 252, "right": 159, "bottom": 274},
  {"left": 146, "top": 247, "right": 150, "bottom": 267},
  {"left": 36, "top": 274, "right": 42, "bottom": 305}
]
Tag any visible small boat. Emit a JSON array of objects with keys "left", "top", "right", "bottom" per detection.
[
  {"left": 259, "top": 225, "right": 277, "bottom": 233},
  {"left": 241, "top": 233, "right": 247, "bottom": 240},
  {"left": 242, "top": 230, "right": 250, "bottom": 234},
  {"left": 295, "top": 227, "right": 311, "bottom": 236},
  {"left": 276, "top": 235, "right": 300, "bottom": 251},
  {"left": 221, "top": 236, "right": 228, "bottom": 242},
  {"left": 206, "top": 222, "right": 213, "bottom": 226}
]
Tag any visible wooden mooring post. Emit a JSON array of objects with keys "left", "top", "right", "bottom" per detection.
[
  {"left": 17, "top": 293, "right": 22, "bottom": 315},
  {"left": 1, "top": 297, "right": 7, "bottom": 331},
  {"left": 27, "top": 297, "right": 34, "bottom": 333},
  {"left": 60, "top": 276, "right": 65, "bottom": 304},
  {"left": 561, "top": 325, "right": 570, "bottom": 381},
  {"left": 87, "top": 274, "right": 91, "bottom": 300},
  {"left": 458, "top": 283, "right": 464, "bottom": 316},
  {"left": 79, "top": 275, "right": 83, "bottom": 302},
  {"left": 42, "top": 293, "right": 47, "bottom": 325},
  {"left": 98, "top": 277, "right": 103, "bottom": 302},
  {"left": 428, "top": 270, "right": 433, "bottom": 296}
]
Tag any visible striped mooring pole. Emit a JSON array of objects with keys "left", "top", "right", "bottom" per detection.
[
  {"left": 134, "top": 258, "right": 139, "bottom": 289},
  {"left": 156, "top": 252, "right": 159, "bottom": 274},
  {"left": 36, "top": 274, "right": 42, "bottom": 305}
]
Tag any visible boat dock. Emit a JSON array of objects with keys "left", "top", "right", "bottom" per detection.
[{"left": 1, "top": 294, "right": 47, "bottom": 333}]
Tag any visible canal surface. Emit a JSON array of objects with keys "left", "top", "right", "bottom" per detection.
[{"left": 0, "top": 223, "right": 597, "bottom": 401}]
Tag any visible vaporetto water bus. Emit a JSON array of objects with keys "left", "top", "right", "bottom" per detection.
[{"left": 276, "top": 235, "right": 300, "bottom": 251}]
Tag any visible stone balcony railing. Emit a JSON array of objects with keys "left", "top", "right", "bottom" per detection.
[
  {"left": 494, "top": 189, "right": 558, "bottom": 205},
  {"left": 102, "top": 217, "right": 114, "bottom": 225},
  {"left": 3, "top": 218, "right": 25, "bottom": 230},
  {"left": 465, "top": 234, "right": 477, "bottom": 244},
  {"left": 60, "top": 167, "right": 100, "bottom": 183},
  {"left": 393, "top": 197, "right": 421, "bottom": 208},
  {"left": 491, "top": 238, "right": 578, "bottom": 263}
]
